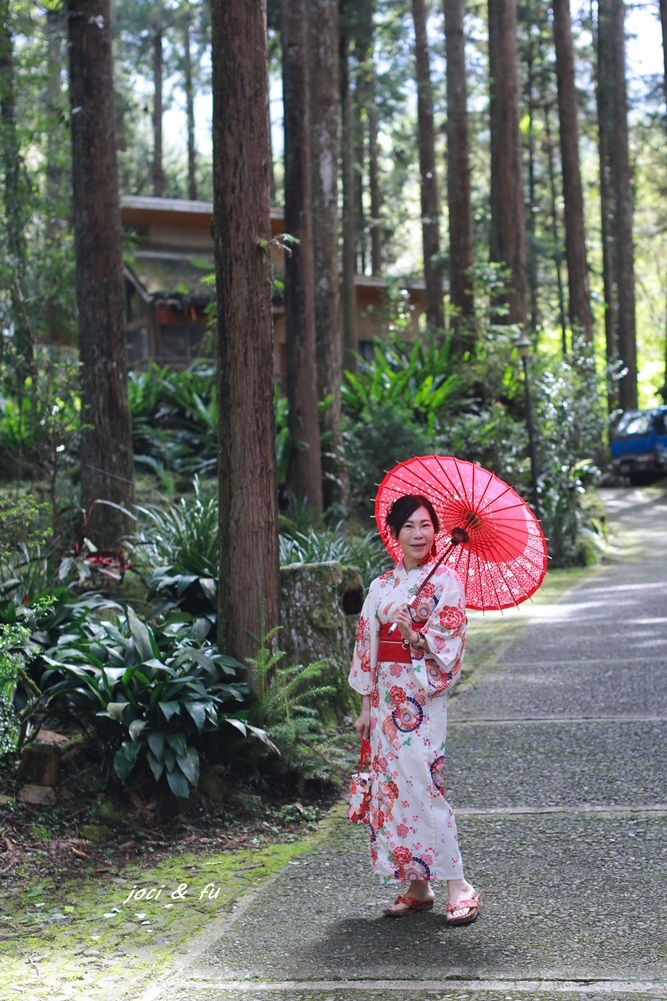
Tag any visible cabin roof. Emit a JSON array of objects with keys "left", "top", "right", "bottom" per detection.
[
  {"left": 124, "top": 249, "right": 215, "bottom": 303},
  {"left": 120, "top": 195, "right": 427, "bottom": 303},
  {"left": 121, "top": 194, "right": 284, "bottom": 229}
]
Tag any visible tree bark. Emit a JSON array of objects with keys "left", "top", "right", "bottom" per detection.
[
  {"left": 661, "top": 0, "right": 667, "bottom": 107},
  {"left": 367, "top": 80, "right": 382, "bottom": 276},
  {"left": 525, "top": 42, "right": 539, "bottom": 337},
  {"left": 183, "top": 16, "right": 197, "bottom": 201},
  {"left": 596, "top": 0, "right": 618, "bottom": 409},
  {"left": 353, "top": 89, "right": 367, "bottom": 275},
  {"left": 352, "top": 1, "right": 375, "bottom": 278},
  {"left": 552, "top": 0, "right": 593, "bottom": 343},
  {"left": 340, "top": 28, "right": 357, "bottom": 374},
  {"left": 210, "top": 0, "right": 280, "bottom": 667},
  {"left": 443, "top": 0, "right": 474, "bottom": 343},
  {"left": 152, "top": 24, "right": 164, "bottom": 197},
  {"left": 411, "top": 0, "right": 443, "bottom": 334},
  {"left": 610, "top": 0, "right": 636, "bottom": 409},
  {"left": 597, "top": 0, "right": 637, "bottom": 411},
  {"left": 44, "top": 8, "right": 68, "bottom": 342},
  {"left": 282, "top": 0, "right": 323, "bottom": 515},
  {"left": 544, "top": 99, "right": 568, "bottom": 356},
  {"left": 0, "top": 0, "right": 33, "bottom": 372},
  {"left": 660, "top": 0, "right": 667, "bottom": 397},
  {"left": 309, "top": 0, "right": 345, "bottom": 510},
  {"left": 488, "top": 0, "right": 527, "bottom": 326},
  {"left": 67, "top": 0, "right": 135, "bottom": 547}
]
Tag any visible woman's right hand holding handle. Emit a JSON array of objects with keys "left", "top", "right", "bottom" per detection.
[{"left": 355, "top": 694, "right": 371, "bottom": 742}]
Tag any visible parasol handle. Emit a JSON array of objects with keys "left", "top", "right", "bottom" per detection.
[{"left": 387, "top": 525, "right": 469, "bottom": 635}]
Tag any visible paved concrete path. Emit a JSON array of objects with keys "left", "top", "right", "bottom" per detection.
[{"left": 142, "top": 486, "right": 667, "bottom": 1001}]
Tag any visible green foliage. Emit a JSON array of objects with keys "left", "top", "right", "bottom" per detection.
[
  {"left": 532, "top": 343, "right": 608, "bottom": 565},
  {"left": 0, "top": 5, "right": 77, "bottom": 354},
  {"left": 244, "top": 627, "right": 341, "bottom": 783},
  {"left": 278, "top": 524, "right": 389, "bottom": 590},
  {"left": 0, "top": 622, "right": 30, "bottom": 756},
  {"left": 0, "top": 544, "right": 62, "bottom": 610},
  {"left": 129, "top": 364, "right": 217, "bottom": 482},
  {"left": 130, "top": 476, "right": 218, "bottom": 626},
  {"left": 0, "top": 490, "right": 51, "bottom": 556},
  {"left": 37, "top": 605, "right": 266, "bottom": 797},
  {"left": 0, "top": 596, "right": 65, "bottom": 756},
  {"left": 135, "top": 475, "right": 218, "bottom": 576},
  {"left": 341, "top": 336, "right": 463, "bottom": 431},
  {"left": 275, "top": 389, "right": 291, "bottom": 487},
  {"left": 339, "top": 336, "right": 467, "bottom": 516},
  {"left": 343, "top": 400, "right": 432, "bottom": 516},
  {"left": 436, "top": 401, "right": 527, "bottom": 484},
  {"left": 0, "top": 347, "right": 81, "bottom": 508}
]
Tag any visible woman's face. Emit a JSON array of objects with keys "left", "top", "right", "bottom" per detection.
[{"left": 397, "top": 505, "right": 435, "bottom": 569}]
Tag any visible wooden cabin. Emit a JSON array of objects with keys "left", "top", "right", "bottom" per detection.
[{"left": 120, "top": 195, "right": 427, "bottom": 377}]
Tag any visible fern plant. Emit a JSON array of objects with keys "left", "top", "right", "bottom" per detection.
[{"left": 244, "top": 625, "right": 342, "bottom": 782}]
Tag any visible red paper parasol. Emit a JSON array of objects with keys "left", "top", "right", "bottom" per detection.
[{"left": 375, "top": 455, "right": 548, "bottom": 611}]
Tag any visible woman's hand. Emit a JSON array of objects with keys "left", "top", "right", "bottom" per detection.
[
  {"left": 392, "top": 604, "right": 420, "bottom": 646},
  {"left": 355, "top": 695, "right": 371, "bottom": 741}
]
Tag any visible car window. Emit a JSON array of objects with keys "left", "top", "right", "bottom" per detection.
[
  {"left": 655, "top": 412, "right": 667, "bottom": 435},
  {"left": 615, "top": 412, "right": 652, "bottom": 436}
]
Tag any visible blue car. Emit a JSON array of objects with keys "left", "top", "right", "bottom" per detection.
[{"left": 610, "top": 406, "right": 667, "bottom": 484}]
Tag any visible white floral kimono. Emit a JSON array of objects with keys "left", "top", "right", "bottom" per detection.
[{"left": 348, "top": 559, "right": 467, "bottom": 883}]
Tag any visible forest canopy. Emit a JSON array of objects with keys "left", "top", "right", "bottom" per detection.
[{"left": 0, "top": 1, "right": 665, "bottom": 406}]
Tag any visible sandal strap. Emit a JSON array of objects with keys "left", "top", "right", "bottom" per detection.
[
  {"left": 393, "top": 894, "right": 431, "bottom": 910},
  {"left": 446, "top": 895, "right": 479, "bottom": 914}
]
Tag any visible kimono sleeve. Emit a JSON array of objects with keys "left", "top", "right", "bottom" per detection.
[
  {"left": 411, "top": 568, "right": 467, "bottom": 697},
  {"left": 348, "top": 584, "right": 379, "bottom": 695}
]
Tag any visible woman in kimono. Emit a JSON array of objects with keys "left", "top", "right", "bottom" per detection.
[{"left": 349, "top": 494, "right": 480, "bottom": 923}]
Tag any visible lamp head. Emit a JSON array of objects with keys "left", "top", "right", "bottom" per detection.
[{"left": 515, "top": 335, "right": 531, "bottom": 360}]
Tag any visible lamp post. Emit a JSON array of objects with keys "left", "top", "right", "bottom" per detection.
[{"left": 516, "top": 335, "right": 541, "bottom": 520}]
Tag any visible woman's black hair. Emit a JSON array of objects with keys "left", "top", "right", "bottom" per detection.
[{"left": 385, "top": 494, "right": 439, "bottom": 539}]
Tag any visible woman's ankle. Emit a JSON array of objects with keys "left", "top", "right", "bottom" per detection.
[
  {"left": 447, "top": 878, "right": 472, "bottom": 902},
  {"left": 406, "top": 879, "right": 432, "bottom": 900}
]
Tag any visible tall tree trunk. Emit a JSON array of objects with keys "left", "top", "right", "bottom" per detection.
[
  {"left": 268, "top": 103, "right": 276, "bottom": 203},
  {"left": 661, "top": 0, "right": 667, "bottom": 105},
  {"left": 44, "top": 8, "right": 68, "bottom": 341},
  {"left": 443, "top": 0, "right": 474, "bottom": 344},
  {"left": 610, "top": 0, "right": 636, "bottom": 409},
  {"left": 656, "top": 0, "right": 660, "bottom": 398},
  {"left": 596, "top": 0, "right": 618, "bottom": 409},
  {"left": 67, "top": 0, "right": 135, "bottom": 547},
  {"left": 367, "top": 74, "right": 382, "bottom": 276},
  {"left": 340, "top": 28, "right": 357, "bottom": 374},
  {"left": 544, "top": 98, "right": 568, "bottom": 356},
  {"left": 525, "top": 44, "right": 539, "bottom": 337},
  {"left": 282, "top": 0, "right": 323, "bottom": 515},
  {"left": 45, "top": 10, "right": 66, "bottom": 215},
  {"left": 0, "top": 0, "right": 32, "bottom": 372},
  {"left": 552, "top": 0, "right": 594, "bottom": 343},
  {"left": 211, "top": 0, "right": 279, "bottom": 668},
  {"left": 488, "top": 0, "right": 527, "bottom": 326},
  {"left": 309, "top": 0, "right": 345, "bottom": 510},
  {"left": 352, "top": 1, "right": 375, "bottom": 278},
  {"left": 353, "top": 92, "right": 367, "bottom": 275},
  {"left": 183, "top": 16, "right": 197, "bottom": 201},
  {"left": 152, "top": 25, "right": 164, "bottom": 197},
  {"left": 597, "top": 0, "right": 637, "bottom": 411},
  {"left": 411, "top": 0, "right": 443, "bottom": 335}
]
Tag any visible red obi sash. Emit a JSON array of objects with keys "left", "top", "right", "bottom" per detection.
[{"left": 378, "top": 622, "right": 425, "bottom": 663}]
